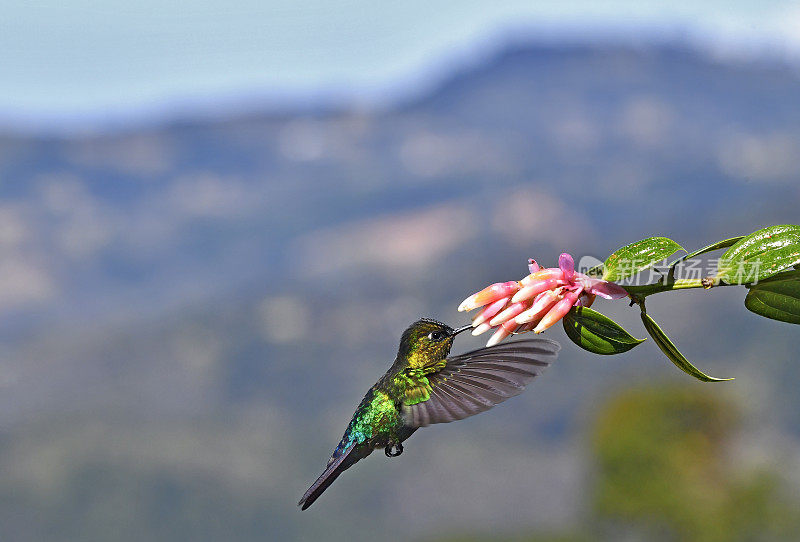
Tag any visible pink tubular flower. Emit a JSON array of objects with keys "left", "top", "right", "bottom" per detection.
[
  {"left": 520, "top": 268, "right": 564, "bottom": 286},
  {"left": 457, "top": 253, "right": 628, "bottom": 346},
  {"left": 486, "top": 319, "right": 519, "bottom": 347},
  {"left": 515, "top": 290, "right": 561, "bottom": 325},
  {"left": 533, "top": 290, "right": 581, "bottom": 333},
  {"left": 511, "top": 278, "right": 562, "bottom": 303},
  {"left": 471, "top": 297, "right": 509, "bottom": 327},
  {"left": 458, "top": 281, "right": 519, "bottom": 312},
  {"left": 489, "top": 301, "right": 528, "bottom": 327}
]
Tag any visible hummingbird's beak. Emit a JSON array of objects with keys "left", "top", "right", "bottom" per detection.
[{"left": 452, "top": 325, "right": 472, "bottom": 337}]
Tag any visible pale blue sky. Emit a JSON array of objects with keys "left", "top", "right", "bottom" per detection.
[{"left": 2, "top": 1, "right": 799, "bottom": 130}]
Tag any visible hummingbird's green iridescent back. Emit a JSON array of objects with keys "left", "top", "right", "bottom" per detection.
[{"left": 298, "top": 318, "right": 560, "bottom": 510}]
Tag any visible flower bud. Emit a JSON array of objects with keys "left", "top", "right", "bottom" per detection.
[
  {"left": 489, "top": 301, "right": 529, "bottom": 327},
  {"left": 520, "top": 268, "right": 564, "bottom": 286},
  {"left": 515, "top": 290, "right": 560, "bottom": 324},
  {"left": 534, "top": 290, "right": 581, "bottom": 333},
  {"left": 471, "top": 297, "right": 509, "bottom": 326},
  {"left": 511, "top": 278, "right": 561, "bottom": 303},
  {"left": 458, "top": 281, "right": 520, "bottom": 312},
  {"left": 486, "top": 319, "right": 518, "bottom": 347}
]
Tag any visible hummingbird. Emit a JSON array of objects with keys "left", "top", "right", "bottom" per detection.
[{"left": 298, "top": 318, "right": 560, "bottom": 510}]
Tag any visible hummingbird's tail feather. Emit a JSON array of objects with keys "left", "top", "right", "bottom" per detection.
[{"left": 298, "top": 444, "right": 371, "bottom": 510}]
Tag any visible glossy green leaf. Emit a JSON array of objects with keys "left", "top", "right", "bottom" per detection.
[
  {"left": 640, "top": 312, "right": 733, "bottom": 382},
  {"left": 717, "top": 225, "right": 800, "bottom": 284},
  {"left": 562, "top": 306, "right": 645, "bottom": 355},
  {"left": 602, "top": 237, "right": 684, "bottom": 281},
  {"left": 744, "top": 279, "right": 800, "bottom": 324},
  {"left": 668, "top": 236, "right": 744, "bottom": 270}
]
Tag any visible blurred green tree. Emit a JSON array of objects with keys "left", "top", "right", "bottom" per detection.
[{"left": 589, "top": 385, "right": 800, "bottom": 542}]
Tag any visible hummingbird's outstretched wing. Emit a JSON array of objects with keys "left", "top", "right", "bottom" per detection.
[{"left": 402, "top": 338, "right": 559, "bottom": 427}]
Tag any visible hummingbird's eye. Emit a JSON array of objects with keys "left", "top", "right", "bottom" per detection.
[{"left": 427, "top": 330, "right": 445, "bottom": 342}]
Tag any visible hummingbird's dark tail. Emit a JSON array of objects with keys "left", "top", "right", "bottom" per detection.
[{"left": 298, "top": 444, "right": 371, "bottom": 510}]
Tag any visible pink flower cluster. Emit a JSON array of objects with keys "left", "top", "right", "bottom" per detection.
[{"left": 458, "top": 253, "right": 628, "bottom": 346}]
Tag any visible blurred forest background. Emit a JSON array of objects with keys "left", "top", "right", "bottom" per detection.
[{"left": 1, "top": 2, "right": 800, "bottom": 541}]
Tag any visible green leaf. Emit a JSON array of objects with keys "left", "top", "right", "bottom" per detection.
[
  {"left": 744, "top": 279, "right": 800, "bottom": 324},
  {"left": 602, "top": 237, "right": 684, "bottom": 281},
  {"left": 668, "top": 236, "right": 744, "bottom": 270},
  {"left": 562, "top": 306, "right": 645, "bottom": 355},
  {"left": 717, "top": 225, "right": 800, "bottom": 284},
  {"left": 640, "top": 311, "right": 733, "bottom": 382}
]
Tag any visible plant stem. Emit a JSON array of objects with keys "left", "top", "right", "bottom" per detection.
[
  {"left": 624, "top": 279, "right": 707, "bottom": 299},
  {"left": 623, "top": 268, "right": 800, "bottom": 300}
]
